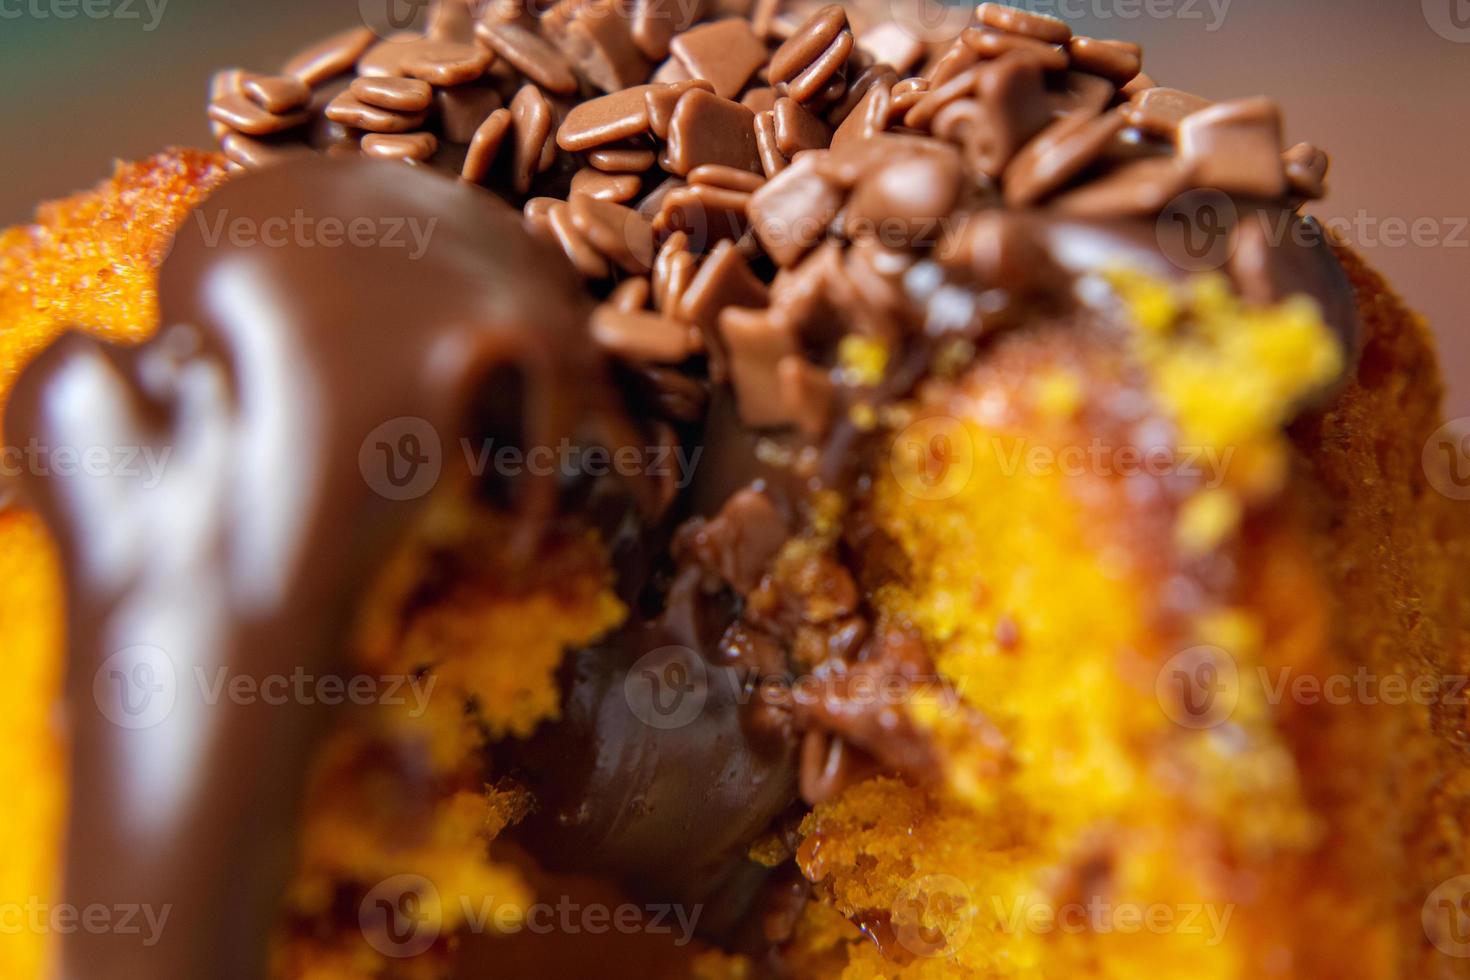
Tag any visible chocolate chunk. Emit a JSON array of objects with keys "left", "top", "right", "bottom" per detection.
[
  {"left": 1052, "top": 69, "right": 1117, "bottom": 119},
  {"left": 610, "top": 274, "right": 652, "bottom": 311},
  {"left": 644, "top": 78, "right": 715, "bottom": 138},
  {"left": 816, "top": 131, "right": 940, "bottom": 186},
  {"left": 682, "top": 486, "right": 788, "bottom": 593},
  {"left": 543, "top": 0, "right": 652, "bottom": 93},
  {"left": 1050, "top": 156, "right": 1195, "bottom": 217},
  {"left": 558, "top": 84, "right": 659, "bottom": 150},
  {"left": 461, "top": 107, "right": 513, "bottom": 183},
  {"left": 589, "top": 144, "right": 658, "bottom": 171},
  {"left": 1283, "top": 141, "right": 1329, "bottom": 200},
  {"left": 638, "top": 176, "right": 685, "bottom": 222},
  {"left": 1004, "top": 108, "right": 1127, "bottom": 206},
  {"left": 689, "top": 163, "right": 766, "bottom": 193},
  {"left": 281, "top": 25, "right": 376, "bottom": 86},
  {"left": 653, "top": 183, "right": 753, "bottom": 245},
  {"left": 547, "top": 199, "right": 612, "bottom": 277},
  {"left": 571, "top": 167, "right": 643, "bottom": 201},
  {"left": 241, "top": 72, "right": 311, "bottom": 113},
  {"left": 436, "top": 81, "right": 505, "bottom": 142},
  {"left": 961, "top": 27, "right": 1068, "bottom": 72},
  {"left": 350, "top": 75, "right": 433, "bottom": 112},
  {"left": 770, "top": 4, "right": 848, "bottom": 85},
  {"left": 781, "top": 29, "right": 853, "bottom": 103},
  {"left": 754, "top": 108, "right": 790, "bottom": 177},
  {"left": 361, "top": 131, "right": 440, "bottom": 161},
  {"left": 209, "top": 92, "right": 311, "bottom": 136},
  {"left": 719, "top": 306, "right": 800, "bottom": 427},
  {"left": 661, "top": 88, "right": 761, "bottom": 176},
  {"left": 890, "top": 76, "right": 929, "bottom": 115},
  {"left": 669, "top": 18, "right": 769, "bottom": 99},
  {"left": 611, "top": 274, "right": 652, "bottom": 312},
  {"left": 510, "top": 83, "right": 555, "bottom": 194},
  {"left": 844, "top": 141, "right": 963, "bottom": 247},
  {"left": 591, "top": 305, "right": 701, "bottom": 361},
  {"left": 830, "top": 75, "right": 892, "bottom": 150},
  {"left": 937, "top": 210, "right": 1058, "bottom": 295},
  {"left": 427, "top": 0, "right": 477, "bottom": 42},
  {"left": 902, "top": 63, "right": 983, "bottom": 131},
  {"left": 748, "top": 151, "right": 844, "bottom": 266},
  {"left": 219, "top": 132, "right": 299, "bottom": 169},
  {"left": 677, "top": 239, "right": 770, "bottom": 364},
  {"left": 1177, "top": 97, "right": 1286, "bottom": 198},
  {"left": 652, "top": 229, "right": 694, "bottom": 309},
  {"left": 207, "top": 68, "right": 242, "bottom": 138},
  {"left": 828, "top": 62, "right": 898, "bottom": 128},
  {"left": 632, "top": 0, "right": 708, "bottom": 60},
  {"left": 1067, "top": 36, "right": 1142, "bottom": 84},
  {"left": 522, "top": 195, "right": 557, "bottom": 235},
  {"left": 977, "top": 1, "right": 1072, "bottom": 43},
  {"left": 651, "top": 54, "right": 693, "bottom": 83},
  {"left": 742, "top": 86, "right": 779, "bottom": 113},
  {"left": 1123, "top": 86, "right": 1210, "bottom": 138},
  {"left": 569, "top": 195, "right": 656, "bottom": 272},
  {"left": 970, "top": 52, "right": 1053, "bottom": 177},
  {"left": 323, "top": 91, "right": 427, "bottom": 133},
  {"left": 773, "top": 97, "right": 832, "bottom": 156},
  {"left": 1121, "top": 71, "right": 1156, "bottom": 98},
  {"left": 358, "top": 35, "right": 491, "bottom": 86},
  {"left": 476, "top": 21, "right": 581, "bottom": 95},
  {"left": 925, "top": 39, "right": 980, "bottom": 86}
]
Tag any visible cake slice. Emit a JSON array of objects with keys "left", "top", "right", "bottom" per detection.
[{"left": 1, "top": 2, "right": 1468, "bottom": 978}]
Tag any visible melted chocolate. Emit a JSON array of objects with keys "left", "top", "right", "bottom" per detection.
[
  {"left": 4, "top": 156, "right": 616, "bottom": 980},
  {"left": 506, "top": 390, "right": 806, "bottom": 941}
]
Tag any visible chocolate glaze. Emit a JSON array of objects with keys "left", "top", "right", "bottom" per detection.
[
  {"left": 506, "top": 388, "right": 806, "bottom": 941},
  {"left": 3, "top": 156, "right": 1364, "bottom": 978},
  {"left": 12, "top": 4, "right": 1374, "bottom": 968},
  {"left": 508, "top": 569, "right": 799, "bottom": 939},
  {"left": 4, "top": 156, "right": 617, "bottom": 980}
]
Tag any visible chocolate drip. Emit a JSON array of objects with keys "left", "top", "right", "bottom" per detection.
[
  {"left": 505, "top": 391, "right": 806, "bottom": 941},
  {"left": 507, "top": 569, "right": 800, "bottom": 939},
  {"left": 4, "top": 157, "right": 616, "bottom": 980}
]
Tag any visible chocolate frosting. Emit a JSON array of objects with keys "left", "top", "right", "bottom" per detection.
[
  {"left": 4, "top": 156, "right": 614, "bottom": 980},
  {"left": 7, "top": 0, "right": 1375, "bottom": 970}
]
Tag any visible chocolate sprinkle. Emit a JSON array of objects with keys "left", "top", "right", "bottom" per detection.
[{"left": 87, "top": 1, "right": 1367, "bottom": 968}]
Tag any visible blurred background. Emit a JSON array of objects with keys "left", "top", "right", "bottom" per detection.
[{"left": 0, "top": 0, "right": 1465, "bottom": 413}]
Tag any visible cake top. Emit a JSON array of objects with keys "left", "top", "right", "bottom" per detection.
[
  {"left": 206, "top": 0, "right": 1358, "bottom": 454},
  {"left": 1, "top": 3, "right": 1371, "bottom": 977}
]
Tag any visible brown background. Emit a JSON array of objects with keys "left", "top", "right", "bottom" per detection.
[{"left": 1, "top": 0, "right": 1465, "bottom": 414}]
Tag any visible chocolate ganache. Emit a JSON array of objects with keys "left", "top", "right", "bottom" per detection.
[
  {"left": 4, "top": 156, "right": 637, "bottom": 979},
  {"left": 5, "top": 0, "right": 1380, "bottom": 971}
]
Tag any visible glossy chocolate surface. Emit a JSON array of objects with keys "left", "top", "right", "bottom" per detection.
[{"left": 5, "top": 156, "right": 609, "bottom": 979}]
